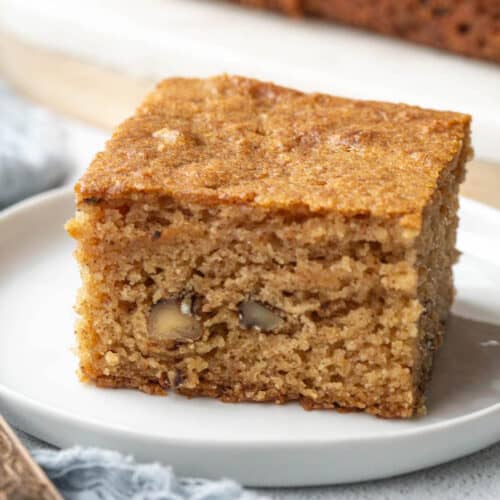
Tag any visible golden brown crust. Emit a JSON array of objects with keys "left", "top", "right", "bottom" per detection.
[{"left": 76, "top": 75, "right": 470, "bottom": 226}]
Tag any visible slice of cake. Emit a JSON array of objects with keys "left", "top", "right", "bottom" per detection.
[{"left": 66, "top": 75, "right": 471, "bottom": 418}]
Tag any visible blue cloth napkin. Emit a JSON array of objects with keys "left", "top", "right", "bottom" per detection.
[
  {"left": 32, "top": 447, "right": 265, "bottom": 500},
  {"left": 0, "top": 83, "right": 70, "bottom": 208}
]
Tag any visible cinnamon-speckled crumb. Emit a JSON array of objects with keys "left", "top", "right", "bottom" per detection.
[{"left": 67, "top": 75, "right": 471, "bottom": 418}]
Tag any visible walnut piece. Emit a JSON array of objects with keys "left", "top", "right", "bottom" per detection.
[
  {"left": 238, "top": 300, "right": 283, "bottom": 332},
  {"left": 148, "top": 298, "right": 201, "bottom": 342}
]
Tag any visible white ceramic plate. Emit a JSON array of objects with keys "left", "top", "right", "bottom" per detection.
[{"left": 1, "top": 187, "right": 500, "bottom": 487}]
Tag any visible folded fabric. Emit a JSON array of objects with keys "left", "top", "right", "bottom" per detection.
[
  {"left": 32, "top": 447, "right": 265, "bottom": 500},
  {"left": 0, "top": 83, "right": 70, "bottom": 208}
]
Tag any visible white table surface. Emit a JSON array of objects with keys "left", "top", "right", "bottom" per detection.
[{"left": 10, "top": 117, "right": 500, "bottom": 500}]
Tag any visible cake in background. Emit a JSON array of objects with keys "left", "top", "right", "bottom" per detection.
[{"left": 232, "top": 0, "right": 500, "bottom": 63}]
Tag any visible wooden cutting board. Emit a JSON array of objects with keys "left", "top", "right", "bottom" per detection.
[{"left": 1, "top": 33, "right": 498, "bottom": 209}]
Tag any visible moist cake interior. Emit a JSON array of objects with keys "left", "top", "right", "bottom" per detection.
[
  {"left": 66, "top": 75, "right": 471, "bottom": 418},
  {"left": 67, "top": 134, "right": 468, "bottom": 418}
]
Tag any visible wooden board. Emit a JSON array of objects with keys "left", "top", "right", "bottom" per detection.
[
  {"left": 1, "top": 32, "right": 499, "bottom": 209},
  {"left": 0, "top": 415, "right": 62, "bottom": 499}
]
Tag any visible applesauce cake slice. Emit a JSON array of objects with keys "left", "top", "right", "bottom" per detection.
[{"left": 66, "top": 75, "right": 471, "bottom": 418}]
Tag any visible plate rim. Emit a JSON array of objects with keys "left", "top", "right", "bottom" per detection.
[{"left": 2, "top": 377, "right": 500, "bottom": 448}]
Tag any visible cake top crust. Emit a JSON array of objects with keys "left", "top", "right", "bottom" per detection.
[{"left": 76, "top": 75, "right": 470, "bottom": 223}]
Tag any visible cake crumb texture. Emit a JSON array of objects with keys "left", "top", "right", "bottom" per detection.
[{"left": 67, "top": 75, "right": 471, "bottom": 418}]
